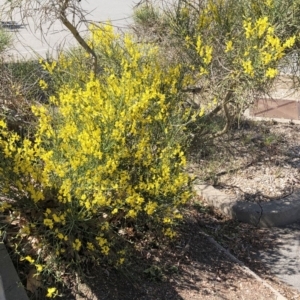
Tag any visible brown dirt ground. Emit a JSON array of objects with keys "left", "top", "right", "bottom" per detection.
[
  {"left": 188, "top": 118, "right": 300, "bottom": 202},
  {"left": 58, "top": 200, "right": 300, "bottom": 300}
]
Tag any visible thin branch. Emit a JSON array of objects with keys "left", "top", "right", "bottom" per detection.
[{"left": 59, "top": 0, "right": 98, "bottom": 75}]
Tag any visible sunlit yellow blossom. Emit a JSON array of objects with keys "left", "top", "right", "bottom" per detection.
[
  {"left": 39, "top": 79, "right": 48, "bottom": 90},
  {"left": 35, "top": 264, "right": 43, "bottom": 272},
  {"left": 22, "top": 256, "right": 35, "bottom": 264},
  {"left": 242, "top": 60, "right": 254, "bottom": 77},
  {"left": 52, "top": 214, "right": 60, "bottom": 223},
  {"left": 46, "top": 287, "right": 57, "bottom": 298},
  {"left": 126, "top": 209, "right": 137, "bottom": 218},
  {"left": 225, "top": 40, "right": 233, "bottom": 52},
  {"left": 163, "top": 217, "right": 173, "bottom": 224},
  {"left": 265, "top": 68, "right": 278, "bottom": 78},
  {"left": 96, "top": 236, "right": 108, "bottom": 247},
  {"left": 199, "top": 107, "right": 205, "bottom": 117},
  {"left": 57, "top": 232, "right": 64, "bottom": 240},
  {"left": 118, "top": 258, "right": 125, "bottom": 265},
  {"left": 256, "top": 17, "right": 269, "bottom": 38},
  {"left": 112, "top": 208, "right": 118, "bottom": 214},
  {"left": 283, "top": 36, "right": 296, "bottom": 49},
  {"left": 243, "top": 19, "right": 253, "bottom": 39},
  {"left": 0, "top": 120, "right": 6, "bottom": 128},
  {"left": 144, "top": 201, "right": 158, "bottom": 215}
]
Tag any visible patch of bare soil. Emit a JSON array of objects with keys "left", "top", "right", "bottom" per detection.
[
  {"left": 189, "top": 119, "right": 300, "bottom": 202},
  {"left": 4, "top": 197, "right": 299, "bottom": 300},
  {"left": 193, "top": 201, "right": 300, "bottom": 300},
  {"left": 58, "top": 203, "right": 300, "bottom": 300}
]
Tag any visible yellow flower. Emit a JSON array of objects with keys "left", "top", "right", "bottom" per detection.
[
  {"left": 203, "top": 45, "right": 213, "bottom": 64},
  {"left": 43, "top": 218, "right": 54, "bottom": 229},
  {"left": 52, "top": 214, "right": 61, "bottom": 223},
  {"left": 242, "top": 60, "right": 254, "bottom": 77},
  {"left": 199, "top": 107, "right": 205, "bottom": 117},
  {"left": 72, "top": 239, "right": 82, "bottom": 251},
  {"left": 265, "top": 68, "right": 278, "bottom": 78},
  {"left": 283, "top": 36, "right": 296, "bottom": 49},
  {"left": 256, "top": 17, "right": 269, "bottom": 38},
  {"left": 126, "top": 209, "right": 137, "bottom": 218},
  {"left": 23, "top": 256, "right": 35, "bottom": 264},
  {"left": 19, "top": 226, "right": 30, "bottom": 236},
  {"left": 87, "top": 242, "right": 95, "bottom": 251},
  {"left": 196, "top": 36, "right": 202, "bottom": 55},
  {"left": 243, "top": 19, "right": 253, "bottom": 39},
  {"left": 163, "top": 217, "right": 173, "bottom": 224},
  {"left": 225, "top": 40, "right": 233, "bottom": 53},
  {"left": 96, "top": 236, "right": 107, "bottom": 247},
  {"left": 164, "top": 228, "right": 177, "bottom": 238},
  {"left": 46, "top": 287, "right": 57, "bottom": 298},
  {"left": 0, "top": 120, "right": 6, "bottom": 128},
  {"left": 261, "top": 51, "right": 273, "bottom": 65},
  {"left": 144, "top": 201, "right": 158, "bottom": 215},
  {"left": 112, "top": 208, "right": 118, "bottom": 214},
  {"left": 35, "top": 264, "right": 43, "bottom": 272},
  {"left": 101, "top": 245, "right": 110, "bottom": 255},
  {"left": 39, "top": 79, "right": 48, "bottom": 90},
  {"left": 265, "top": 0, "right": 273, "bottom": 7},
  {"left": 57, "top": 232, "right": 64, "bottom": 240}
]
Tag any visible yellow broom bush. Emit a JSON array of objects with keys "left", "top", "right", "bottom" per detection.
[{"left": 0, "top": 24, "right": 193, "bottom": 277}]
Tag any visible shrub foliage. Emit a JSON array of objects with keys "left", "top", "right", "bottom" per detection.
[{"left": 0, "top": 25, "right": 193, "bottom": 281}]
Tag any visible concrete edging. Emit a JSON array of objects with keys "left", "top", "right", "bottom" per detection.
[
  {"left": 199, "top": 231, "right": 288, "bottom": 300},
  {"left": 194, "top": 184, "right": 300, "bottom": 227},
  {"left": 0, "top": 242, "right": 29, "bottom": 300}
]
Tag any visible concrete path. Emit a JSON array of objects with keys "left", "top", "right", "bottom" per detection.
[
  {"left": 195, "top": 183, "right": 300, "bottom": 292},
  {"left": 0, "top": 243, "right": 29, "bottom": 300},
  {"left": 255, "top": 222, "right": 300, "bottom": 292},
  {"left": 0, "top": 0, "right": 136, "bottom": 59}
]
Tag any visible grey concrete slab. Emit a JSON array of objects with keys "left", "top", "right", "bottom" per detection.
[
  {"left": 195, "top": 183, "right": 300, "bottom": 228},
  {"left": 0, "top": 0, "right": 136, "bottom": 59},
  {"left": 0, "top": 243, "right": 29, "bottom": 300},
  {"left": 195, "top": 183, "right": 300, "bottom": 292},
  {"left": 254, "top": 222, "right": 300, "bottom": 292}
]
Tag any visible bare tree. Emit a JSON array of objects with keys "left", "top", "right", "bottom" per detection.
[{"left": 2, "top": 0, "right": 98, "bottom": 73}]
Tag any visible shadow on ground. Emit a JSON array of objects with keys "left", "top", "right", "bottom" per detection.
[{"left": 59, "top": 201, "right": 299, "bottom": 300}]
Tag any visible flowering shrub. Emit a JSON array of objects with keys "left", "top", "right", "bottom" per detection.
[
  {"left": 0, "top": 24, "right": 193, "bottom": 294},
  {"left": 137, "top": 0, "right": 298, "bottom": 138}
]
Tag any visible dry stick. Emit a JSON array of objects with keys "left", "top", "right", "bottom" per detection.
[
  {"left": 196, "top": 89, "right": 234, "bottom": 140},
  {"left": 59, "top": 0, "right": 98, "bottom": 75},
  {"left": 204, "top": 89, "right": 233, "bottom": 120},
  {"left": 210, "top": 99, "right": 231, "bottom": 139}
]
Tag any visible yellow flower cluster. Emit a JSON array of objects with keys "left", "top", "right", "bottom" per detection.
[
  {"left": 239, "top": 17, "right": 296, "bottom": 78},
  {"left": 0, "top": 201, "right": 11, "bottom": 212},
  {"left": 0, "top": 24, "right": 192, "bottom": 264},
  {"left": 196, "top": 36, "right": 213, "bottom": 65}
]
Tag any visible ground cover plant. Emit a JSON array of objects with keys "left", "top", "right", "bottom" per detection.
[{"left": 0, "top": 0, "right": 300, "bottom": 298}]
